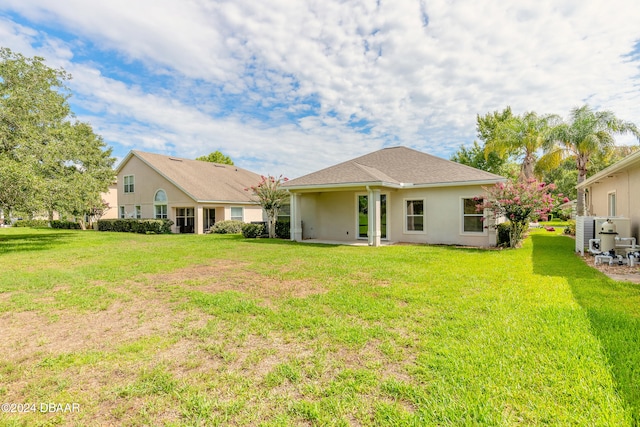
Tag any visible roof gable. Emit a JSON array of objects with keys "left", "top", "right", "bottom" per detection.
[
  {"left": 117, "top": 151, "right": 262, "bottom": 203},
  {"left": 284, "top": 146, "right": 504, "bottom": 188}
]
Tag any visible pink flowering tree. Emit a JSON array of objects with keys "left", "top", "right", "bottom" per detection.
[
  {"left": 476, "top": 179, "right": 556, "bottom": 248},
  {"left": 245, "top": 175, "right": 289, "bottom": 238}
]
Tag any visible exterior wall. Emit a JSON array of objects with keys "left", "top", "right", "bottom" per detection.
[
  {"left": 101, "top": 183, "right": 119, "bottom": 219},
  {"left": 585, "top": 165, "right": 640, "bottom": 239},
  {"left": 388, "top": 185, "right": 494, "bottom": 246},
  {"left": 117, "top": 155, "right": 263, "bottom": 234},
  {"left": 294, "top": 184, "right": 495, "bottom": 246}
]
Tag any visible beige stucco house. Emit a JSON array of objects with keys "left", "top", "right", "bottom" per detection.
[
  {"left": 577, "top": 149, "right": 640, "bottom": 238},
  {"left": 283, "top": 146, "right": 506, "bottom": 246},
  {"left": 116, "top": 151, "right": 263, "bottom": 234}
]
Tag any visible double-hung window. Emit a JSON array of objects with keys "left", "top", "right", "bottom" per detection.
[
  {"left": 230, "top": 207, "right": 243, "bottom": 221},
  {"left": 123, "top": 175, "right": 134, "bottom": 193},
  {"left": 462, "top": 198, "right": 484, "bottom": 233},
  {"left": 405, "top": 199, "right": 425, "bottom": 232}
]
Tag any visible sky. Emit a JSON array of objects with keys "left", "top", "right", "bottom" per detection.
[{"left": 1, "top": 0, "right": 640, "bottom": 178}]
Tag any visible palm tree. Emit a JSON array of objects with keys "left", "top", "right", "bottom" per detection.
[
  {"left": 483, "top": 110, "right": 560, "bottom": 180},
  {"left": 541, "top": 105, "right": 640, "bottom": 216}
]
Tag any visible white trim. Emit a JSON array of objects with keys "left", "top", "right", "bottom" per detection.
[
  {"left": 403, "top": 198, "right": 426, "bottom": 234},
  {"left": 607, "top": 191, "right": 617, "bottom": 217},
  {"left": 284, "top": 179, "right": 505, "bottom": 192}
]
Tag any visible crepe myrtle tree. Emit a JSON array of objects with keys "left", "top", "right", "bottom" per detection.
[
  {"left": 245, "top": 175, "right": 289, "bottom": 238},
  {"left": 476, "top": 179, "right": 556, "bottom": 248}
]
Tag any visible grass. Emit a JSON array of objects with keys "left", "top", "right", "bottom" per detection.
[{"left": 0, "top": 227, "right": 639, "bottom": 425}]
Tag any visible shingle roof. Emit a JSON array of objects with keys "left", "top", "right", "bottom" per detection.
[
  {"left": 283, "top": 146, "right": 505, "bottom": 188},
  {"left": 118, "top": 151, "right": 262, "bottom": 203}
]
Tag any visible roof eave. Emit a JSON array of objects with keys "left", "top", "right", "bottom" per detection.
[
  {"left": 577, "top": 150, "right": 640, "bottom": 189},
  {"left": 284, "top": 178, "right": 505, "bottom": 192}
]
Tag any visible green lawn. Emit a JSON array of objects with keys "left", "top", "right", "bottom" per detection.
[{"left": 0, "top": 228, "right": 639, "bottom": 426}]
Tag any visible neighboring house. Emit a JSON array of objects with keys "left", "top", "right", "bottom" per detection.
[
  {"left": 116, "top": 151, "right": 263, "bottom": 234},
  {"left": 577, "top": 149, "right": 640, "bottom": 238},
  {"left": 283, "top": 146, "right": 506, "bottom": 246}
]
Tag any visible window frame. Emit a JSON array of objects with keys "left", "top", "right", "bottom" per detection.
[
  {"left": 461, "top": 197, "right": 487, "bottom": 235},
  {"left": 154, "top": 189, "right": 168, "bottom": 219},
  {"left": 119, "top": 206, "right": 126, "bottom": 219},
  {"left": 404, "top": 198, "right": 426, "bottom": 234},
  {"left": 230, "top": 206, "right": 244, "bottom": 222},
  {"left": 608, "top": 191, "right": 617, "bottom": 217},
  {"left": 123, "top": 175, "right": 135, "bottom": 193},
  {"left": 134, "top": 205, "right": 142, "bottom": 219}
]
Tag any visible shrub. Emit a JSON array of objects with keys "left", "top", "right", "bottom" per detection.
[
  {"left": 51, "top": 220, "right": 81, "bottom": 229},
  {"left": 242, "top": 223, "right": 264, "bottom": 238},
  {"left": 97, "top": 219, "right": 174, "bottom": 234},
  {"left": 210, "top": 220, "right": 244, "bottom": 234},
  {"left": 564, "top": 220, "right": 576, "bottom": 236},
  {"left": 275, "top": 220, "right": 290, "bottom": 239},
  {"left": 13, "top": 219, "right": 50, "bottom": 228},
  {"left": 496, "top": 222, "right": 511, "bottom": 247}
]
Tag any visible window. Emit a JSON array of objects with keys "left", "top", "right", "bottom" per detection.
[
  {"left": 230, "top": 207, "right": 243, "bottom": 221},
  {"left": 608, "top": 192, "right": 616, "bottom": 216},
  {"left": 155, "top": 205, "right": 167, "bottom": 219},
  {"left": 135, "top": 205, "right": 142, "bottom": 219},
  {"left": 154, "top": 190, "right": 168, "bottom": 219},
  {"left": 119, "top": 206, "right": 125, "bottom": 219},
  {"left": 123, "top": 175, "right": 134, "bottom": 193},
  {"left": 405, "top": 200, "right": 424, "bottom": 232},
  {"left": 176, "top": 208, "right": 195, "bottom": 233},
  {"left": 462, "top": 198, "right": 484, "bottom": 233}
]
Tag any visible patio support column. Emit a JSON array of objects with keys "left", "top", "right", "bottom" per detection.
[
  {"left": 290, "top": 192, "right": 302, "bottom": 242},
  {"left": 368, "top": 188, "right": 381, "bottom": 247},
  {"left": 196, "top": 206, "right": 204, "bottom": 234}
]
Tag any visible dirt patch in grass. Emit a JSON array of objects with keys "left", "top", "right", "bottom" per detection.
[
  {"left": 0, "top": 297, "right": 185, "bottom": 365},
  {"left": 147, "top": 259, "right": 328, "bottom": 301}
]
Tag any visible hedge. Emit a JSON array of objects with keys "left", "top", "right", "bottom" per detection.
[
  {"left": 97, "top": 219, "right": 174, "bottom": 234},
  {"left": 13, "top": 219, "right": 50, "bottom": 228},
  {"left": 210, "top": 220, "right": 244, "bottom": 234},
  {"left": 241, "top": 223, "right": 264, "bottom": 238},
  {"left": 51, "top": 220, "right": 81, "bottom": 229}
]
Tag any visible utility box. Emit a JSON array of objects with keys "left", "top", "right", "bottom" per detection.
[{"left": 594, "top": 217, "right": 630, "bottom": 240}]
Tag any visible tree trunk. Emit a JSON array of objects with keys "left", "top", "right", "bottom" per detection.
[
  {"left": 520, "top": 152, "right": 535, "bottom": 181},
  {"left": 576, "top": 155, "right": 588, "bottom": 216}
]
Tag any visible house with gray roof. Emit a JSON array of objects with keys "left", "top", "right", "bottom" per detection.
[
  {"left": 116, "top": 150, "right": 263, "bottom": 234},
  {"left": 283, "top": 146, "right": 506, "bottom": 246}
]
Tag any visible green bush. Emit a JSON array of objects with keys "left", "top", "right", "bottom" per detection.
[
  {"left": 51, "top": 220, "right": 81, "bottom": 229},
  {"left": 97, "top": 219, "right": 174, "bottom": 234},
  {"left": 496, "top": 222, "right": 511, "bottom": 247},
  {"left": 13, "top": 219, "right": 50, "bottom": 228},
  {"left": 242, "top": 223, "right": 264, "bottom": 238},
  {"left": 275, "top": 220, "right": 290, "bottom": 239},
  {"left": 210, "top": 220, "right": 244, "bottom": 234},
  {"left": 564, "top": 220, "right": 576, "bottom": 235}
]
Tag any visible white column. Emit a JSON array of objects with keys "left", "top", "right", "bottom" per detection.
[
  {"left": 196, "top": 206, "right": 204, "bottom": 234},
  {"left": 368, "top": 189, "right": 381, "bottom": 246},
  {"left": 291, "top": 193, "right": 303, "bottom": 241}
]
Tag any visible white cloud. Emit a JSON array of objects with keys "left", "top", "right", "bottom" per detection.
[{"left": 1, "top": 0, "right": 640, "bottom": 178}]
